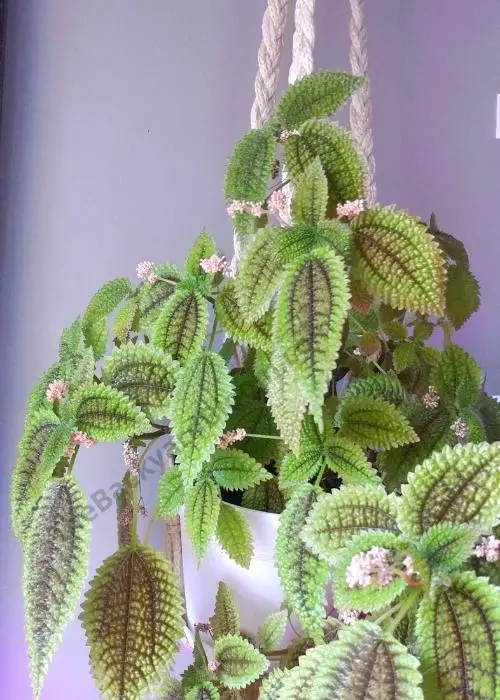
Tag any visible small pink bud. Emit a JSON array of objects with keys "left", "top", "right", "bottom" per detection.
[
  {"left": 136, "top": 260, "right": 156, "bottom": 281},
  {"left": 336, "top": 199, "right": 365, "bottom": 220},
  {"left": 46, "top": 380, "right": 69, "bottom": 402},
  {"left": 423, "top": 386, "right": 440, "bottom": 409}
]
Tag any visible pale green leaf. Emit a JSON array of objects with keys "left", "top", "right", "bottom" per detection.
[
  {"left": 186, "top": 479, "right": 221, "bottom": 563},
  {"left": 216, "top": 503, "right": 254, "bottom": 568}
]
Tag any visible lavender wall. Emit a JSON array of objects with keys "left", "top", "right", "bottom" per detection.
[{"left": 1, "top": 1, "right": 498, "bottom": 698}]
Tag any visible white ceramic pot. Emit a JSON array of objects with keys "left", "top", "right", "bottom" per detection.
[{"left": 181, "top": 503, "right": 284, "bottom": 641}]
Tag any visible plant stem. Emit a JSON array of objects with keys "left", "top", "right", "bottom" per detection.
[
  {"left": 136, "top": 427, "right": 169, "bottom": 441},
  {"left": 245, "top": 433, "right": 282, "bottom": 441},
  {"left": 315, "top": 463, "right": 327, "bottom": 487},
  {"left": 384, "top": 589, "right": 421, "bottom": 635},
  {"left": 131, "top": 473, "right": 139, "bottom": 548},
  {"left": 157, "top": 276, "right": 179, "bottom": 287},
  {"left": 66, "top": 445, "right": 80, "bottom": 475},
  {"left": 207, "top": 317, "right": 219, "bottom": 351}
]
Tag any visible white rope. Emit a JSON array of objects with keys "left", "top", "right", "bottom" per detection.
[
  {"left": 288, "top": 0, "right": 316, "bottom": 85},
  {"left": 349, "top": 0, "right": 377, "bottom": 206}
]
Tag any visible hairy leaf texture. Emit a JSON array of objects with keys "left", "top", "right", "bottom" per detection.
[
  {"left": 235, "top": 226, "right": 282, "bottom": 321},
  {"left": 186, "top": 682, "right": 220, "bottom": 700},
  {"left": 333, "top": 532, "right": 408, "bottom": 612},
  {"left": 276, "top": 224, "right": 320, "bottom": 265},
  {"left": 210, "top": 582, "right": 240, "bottom": 639},
  {"left": 84, "top": 316, "right": 108, "bottom": 360},
  {"left": 324, "top": 436, "right": 380, "bottom": 485},
  {"left": 393, "top": 341, "right": 416, "bottom": 374},
  {"left": 276, "top": 247, "right": 350, "bottom": 428},
  {"left": 186, "top": 479, "right": 221, "bottom": 562},
  {"left": 102, "top": 343, "right": 178, "bottom": 420},
  {"left": 258, "top": 610, "right": 288, "bottom": 653},
  {"left": 24, "top": 476, "right": 90, "bottom": 698},
  {"left": 241, "top": 477, "right": 285, "bottom": 513},
  {"left": 82, "top": 277, "right": 132, "bottom": 356},
  {"left": 27, "top": 362, "right": 67, "bottom": 413},
  {"left": 399, "top": 442, "right": 500, "bottom": 537},
  {"left": 215, "top": 280, "right": 272, "bottom": 350},
  {"left": 216, "top": 503, "right": 254, "bottom": 568},
  {"left": 301, "top": 486, "right": 399, "bottom": 561},
  {"left": 291, "top": 157, "right": 328, "bottom": 225},
  {"left": 267, "top": 346, "right": 307, "bottom": 454},
  {"left": 351, "top": 208, "right": 446, "bottom": 315},
  {"left": 170, "top": 351, "right": 234, "bottom": 486},
  {"left": 157, "top": 466, "right": 185, "bottom": 518},
  {"left": 430, "top": 343, "right": 484, "bottom": 405},
  {"left": 279, "top": 446, "right": 324, "bottom": 488},
  {"left": 185, "top": 229, "right": 217, "bottom": 277},
  {"left": 116, "top": 471, "right": 132, "bottom": 547},
  {"left": 316, "top": 219, "right": 353, "bottom": 260},
  {"left": 336, "top": 371, "right": 408, "bottom": 426},
  {"left": 113, "top": 298, "right": 138, "bottom": 343},
  {"left": 11, "top": 410, "right": 72, "bottom": 539},
  {"left": 208, "top": 449, "right": 270, "bottom": 491},
  {"left": 417, "top": 572, "right": 500, "bottom": 700},
  {"left": 277, "top": 71, "right": 365, "bottom": 130},
  {"left": 260, "top": 668, "right": 287, "bottom": 699},
  {"left": 284, "top": 118, "right": 364, "bottom": 213},
  {"left": 59, "top": 316, "right": 85, "bottom": 361},
  {"left": 152, "top": 288, "right": 208, "bottom": 366},
  {"left": 276, "top": 485, "right": 328, "bottom": 639},
  {"left": 432, "top": 220, "right": 470, "bottom": 268},
  {"left": 80, "top": 545, "right": 183, "bottom": 700},
  {"left": 417, "top": 523, "right": 478, "bottom": 573},
  {"left": 338, "top": 396, "right": 419, "bottom": 450},
  {"left": 476, "top": 392, "right": 500, "bottom": 441},
  {"left": 445, "top": 262, "right": 480, "bottom": 330},
  {"left": 137, "top": 262, "right": 183, "bottom": 330},
  {"left": 69, "top": 384, "right": 149, "bottom": 441},
  {"left": 214, "top": 634, "right": 268, "bottom": 689},
  {"left": 58, "top": 317, "right": 96, "bottom": 388}
]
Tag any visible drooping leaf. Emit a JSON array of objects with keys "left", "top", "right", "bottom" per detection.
[
  {"left": 337, "top": 396, "right": 419, "bottom": 450},
  {"left": 241, "top": 477, "right": 285, "bottom": 514},
  {"left": 276, "top": 485, "right": 328, "bottom": 639},
  {"left": 324, "top": 436, "right": 380, "bottom": 485},
  {"left": 258, "top": 610, "right": 288, "bottom": 653},
  {"left": 284, "top": 118, "right": 364, "bottom": 213},
  {"left": 102, "top": 342, "right": 178, "bottom": 420},
  {"left": 185, "top": 229, "right": 217, "bottom": 277},
  {"left": 301, "top": 486, "right": 399, "bottom": 562},
  {"left": 399, "top": 442, "right": 500, "bottom": 537},
  {"left": 291, "top": 157, "right": 328, "bottom": 225},
  {"left": 80, "top": 545, "right": 183, "bottom": 700},
  {"left": 351, "top": 208, "right": 446, "bottom": 315},
  {"left": 430, "top": 343, "right": 484, "bottom": 405},
  {"left": 275, "top": 247, "right": 350, "bottom": 427},
  {"left": 277, "top": 71, "right": 365, "bottom": 130},
  {"left": 210, "top": 582, "right": 240, "bottom": 639},
  {"left": 416, "top": 572, "right": 500, "bottom": 700},
  {"left": 152, "top": 288, "right": 208, "bottom": 366},
  {"left": 215, "top": 280, "right": 272, "bottom": 350},
  {"left": 82, "top": 278, "right": 132, "bottom": 356},
  {"left": 208, "top": 449, "right": 270, "bottom": 491},
  {"left": 267, "top": 347, "right": 307, "bottom": 454},
  {"left": 170, "top": 351, "right": 234, "bottom": 486},
  {"left": 336, "top": 371, "right": 408, "bottom": 426},
  {"left": 185, "top": 479, "right": 221, "bottom": 563},
  {"left": 69, "top": 384, "right": 150, "bottom": 441},
  {"left": 216, "top": 503, "right": 254, "bottom": 568},
  {"left": 214, "top": 634, "right": 268, "bottom": 689},
  {"left": 417, "top": 523, "right": 478, "bottom": 572},
  {"left": 235, "top": 226, "right": 282, "bottom": 321},
  {"left": 279, "top": 447, "right": 324, "bottom": 488},
  {"left": 157, "top": 466, "right": 185, "bottom": 518},
  {"left": 24, "top": 476, "right": 90, "bottom": 698},
  {"left": 137, "top": 262, "right": 183, "bottom": 330}
]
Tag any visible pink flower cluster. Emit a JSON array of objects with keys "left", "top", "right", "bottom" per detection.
[
  {"left": 64, "top": 431, "right": 96, "bottom": 460},
  {"left": 46, "top": 380, "right": 69, "bottom": 402},
  {"left": 336, "top": 198, "right": 365, "bottom": 220},
  {"left": 123, "top": 441, "right": 141, "bottom": 476},
  {"left": 346, "top": 547, "right": 415, "bottom": 589},
  {"left": 119, "top": 505, "right": 132, "bottom": 528},
  {"left": 267, "top": 189, "right": 289, "bottom": 218},
  {"left": 474, "top": 536, "right": 500, "bottom": 563},
  {"left": 199, "top": 255, "right": 231, "bottom": 277},
  {"left": 136, "top": 260, "right": 158, "bottom": 284},
  {"left": 278, "top": 129, "right": 300, "bottom": 143},
  {"left": 226, "top": 200, "right": 265, "bottom": 218},
  {"left": 451, "top": 418, "right": 468, "bottom": 441},
  {"left": 217, "top": 428, "right": 247, "bottom": 450},
  {"left": 423, "top": 385, "right": 440, "bottom": 409}
]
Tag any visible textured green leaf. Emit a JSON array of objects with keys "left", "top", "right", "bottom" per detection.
[
  {"left": 113, "top": 298, "right": 138, "bottom": 343},
  {"left": 152, "top": 288, "right": 208, "bottom": 365},
  {"left": 352, "top": 208, "right": 446, "bottom": 315},
  {"left": 185, "top": 682, "right": 220, "bottom": 700},
  {"left": 84, "top": 316, "right": 108, "bottom": 360},
  {"left": 186, "top": 479, "right": 221, "bottom": 562},
  {"left": 241, "top": 477, "right": 285, "bottom": 514},
  {"left": 235, "top": 226, "right": 282, "bottom": 321},
  {"left": 137, "top": 262, "right": 183, "bottom": 330},
  {"left": 215, "top": 280, "right": 272, "bottom": 350},
  {"left": 430, "top": 343, "right": 484, "bottom": 405},
  {"left": 416, "top": 572, "right": 500, "bottom": 700},
  {"left": 102, "top": 342, "right": 178, "bottom": 420},
  {"left": 216, "top": 503, "right": 254, "bottom": 568},
  {"left": 336, "top": 371, "right": 408, "bottom": 426},
  {"left": 384, "top": 320, "right": 407, "bottom": 341},
  {"left": 69, "top": 384, "right": 150, "bottom": 441},
  {"left": 302, "top": 486, "right": 399, "bottom": 561},
  {"left": 170, "top": 351, "right": 234, "bottom": 486},
  {"left": 277, "top": 72, "right": 365, "bottom": 130},
  {"left": 279, "top": 446, "right": 323, "bottom": 488},
  {"left": 27, "top": 362, "right": 67, "bottom": 414},
  {"left": 276, "top": 247, "right": 350, "bottom": 427},
  {"left": 82, "top": 278, "right": 132, "bottom": 355},
  {"left": 260, "top": 668, "right": 287, "bottom": 699},
  {"left": 267, "top": 347, "right": 307, "bottom": 454},
  {"left": 157, "top": 467, "right": 185, "bottom": 518},
  {"left": 338, "top": 396, "right": 419, "bottom": 450},
  {"left": 214, "top": 634, "right": 268, "bottom": 689},
  {"left": 24, "top": 476, "right": 90, "bottom": 698},
  {"left": 80, "top": 545, "right": 183, "bottom": 700},
  {"left": 276, "top": 485, "right": 328, "bottom": 639},
  {"left": 324, "top": 436, "right": 380, "bottom": 485},
  {"left": 399, "top": 442, "right": 500, "bottom": 537},
  {"left": 413, "top": 319, "right": 434, "bottom": 342},
  {"left": 291, "top": 157, "right": 328, "bottom": 225},
  {"left": 417, "top": 523, "right": 478, "bottom": 572},
  {"left": 185, "top": 229, "right": 217, "bottom": 277},
  {"left": 433, "top": 225, "right": 470, "bottom": 267},
  {"left": 210, "top": 582, "right": 240, "bottom": 639},
  {"left": 208, "top": 449, "right": 270, "bottom": 491},
  {"left": 285, "top": 118, "right": 363, "bottom": 213},
  {"left": 393, "top": 341, "right": 416, "bottom": 374},
  {"left": 276, "top": 223, "right": 320, "bottom": 265},
  {"left": 258, "top": 610, "right": 288, "bottom": 653},
  {"left": 476, "top": 392, "right": 500, "bottom": 441},
  {"left": 316, "top": 219, "right": 353, "bottom": 260}
]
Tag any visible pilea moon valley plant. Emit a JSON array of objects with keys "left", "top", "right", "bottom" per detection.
[{"left": 12, "top": 72, "right": 500, "bottom": 699}]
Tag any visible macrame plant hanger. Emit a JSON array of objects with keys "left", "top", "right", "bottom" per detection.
[{"left": 164, "top": 0, "right": 377, "bottom": 615}]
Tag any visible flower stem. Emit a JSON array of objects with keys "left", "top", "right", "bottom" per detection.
[
  {"left": 156, "top": 276, "right": 179, "bottom": 287},
  {"left": 385, "top": 589, "right": 421, "bottom": 635},
  {"left": 245, "top": 433, "right": 282, "bottom": 441},
  {"left": 207, "top": 317, "right": 219, "bottom": 351}
]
